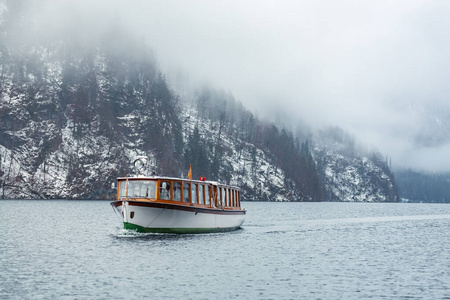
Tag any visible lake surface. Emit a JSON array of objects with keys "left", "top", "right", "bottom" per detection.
[{"left": 1, "top": 201, "right": 450, "bottom": 299}]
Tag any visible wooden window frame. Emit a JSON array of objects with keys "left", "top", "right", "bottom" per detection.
[
  {"left": 205, "top": 185, "right": 210, "bottom": 206},
  {"left": 173, "top": 181, "right": 182, "bottom": 202},
  {"left": 182, "top": 182, "right": 190, "bottom": 203},
  {"left": 198, "top": 184, "right": 204, "bottom": 205},
  {"left": 157, "top": 180, "right": 172, "bottom": 200},
  {"left": 191, "top": 183, "right": 198, "bottom": 204}
]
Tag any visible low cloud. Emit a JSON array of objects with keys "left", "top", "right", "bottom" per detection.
[{"left": 8, "top": 0, "right": 450, "bottom": 172}]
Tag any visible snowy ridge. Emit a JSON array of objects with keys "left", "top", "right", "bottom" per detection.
[
  {"left": 0, "top": 45, "right": 170, "bottom": 199},
  {"left": 181, "top": 104, "right": 292, "bottom": 201},
  {"left": 317, "top": 149, "right": 397, "bottom": 202}
]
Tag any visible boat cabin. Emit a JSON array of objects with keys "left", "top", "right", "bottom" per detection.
[{"left": 117, "top": 177, "right": 242, "bottom": 210}]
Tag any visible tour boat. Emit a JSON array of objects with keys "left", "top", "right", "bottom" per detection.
[{"left": 111, "top": 157, "right": 246, "bottom": 233}]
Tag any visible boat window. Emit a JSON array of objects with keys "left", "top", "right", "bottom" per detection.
[
  {"left": 224, "top": 188, "right": 227, "bottom": 206},
  {"left": 145, "top": 181, "right": 156, "bottom": 198},
  {"left": 205, "top": 185, "right": 210, "bottom": 205},
  {"left": 119, "top": 181, "right": 127, "bottom": 198},
  {"left": 183, "top": 183, "right": 190, "bottom": 202},
  {"left": 198, "top": 185, "right": 204, "bottom": 204},
  {"left": 216, "top": 187, "right": 220, "bottom": 206},
  {"left": 131, "top": 183, "right": 141, "bottom": 199},
  {"left": 159, "top": 181, "right": 171, "bottom": 200},
  {"left": 218, "top": 187, "right": 223, "bottom": 206},
  {"left": 173, "top": 182, "right": 181, "bottom": 201},
  {"left": 228, "top": 189, "right": 232, "bottom": 206},
  {"left": 119, "top": 180, "right": 156, "bottom": 199},
  {"left": 211, "top": 186, "right": 217, "bottom": 207},
  {"left": 225, "top": 189, "right": 228, "bottom": 206},
  {"left": 191, "top": 183, "right": 197, "bottom": 204}
]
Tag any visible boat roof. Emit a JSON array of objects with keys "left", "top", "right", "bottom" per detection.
[{"left": 117, "top": 175, "right": 240, "bottom": 190}]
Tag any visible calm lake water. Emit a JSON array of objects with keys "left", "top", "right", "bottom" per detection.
[{"left": 1, "top": 201, "right": 450, "bottom": 299}]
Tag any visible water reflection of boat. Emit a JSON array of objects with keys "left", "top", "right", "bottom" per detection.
[{"left": 111, "top": 157, "right": 246, "bottom": 233}]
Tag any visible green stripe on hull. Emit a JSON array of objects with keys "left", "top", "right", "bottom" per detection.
[{"left": 123, "top": 222, "right": 240, "bottom": 234}]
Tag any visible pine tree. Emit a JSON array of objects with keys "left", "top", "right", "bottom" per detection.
[{"left": 184, "top": 126, "right": 210, "bottom": 179}]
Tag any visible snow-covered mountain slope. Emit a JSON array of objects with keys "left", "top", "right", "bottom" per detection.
[
  {"left": 0, "top": 43, "right": 181, "bottom": 199},
  {"left": 316, "top": 149, "right": 398, "bottom": 202},
  {"left": 0, "top": 46, "right": 399, "bottom": 201},
  {"left": 180, "top": 105, "right": 300, "bottom": 201},
  {"left": 313, "top": 128, "right": 399, "bottom": 202},
  {"left": 0, "top": 3, "right": 399, "bottom": 201},
  {"left": 178, "top": 101, "right": 399, "bottom": 202},
  {"left": 0, "top": 45, "right": 400, "bottom": 201}
]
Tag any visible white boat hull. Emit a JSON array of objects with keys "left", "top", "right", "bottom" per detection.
[{"left": 112, "top": 201, "right": 246, "bottom": 233}]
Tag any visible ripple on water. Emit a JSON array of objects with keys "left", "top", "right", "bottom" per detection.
[{"left": 1, "top": 201, "right": 450, "bottom": 299}]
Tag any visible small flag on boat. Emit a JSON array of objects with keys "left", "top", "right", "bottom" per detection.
[{"left": 188, "top": 165, "right": 192, "bottom": 180}]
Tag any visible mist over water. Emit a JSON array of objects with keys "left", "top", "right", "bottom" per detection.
[{"left": 1, "top": 200, "right": 450, "bottom": 299}]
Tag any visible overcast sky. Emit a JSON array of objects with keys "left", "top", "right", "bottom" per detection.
[
  {"left": 13, "top": 0, "right": 450, "bottom": 172},
  {"left": 119, "top": 0, "right": 450, "bottom": 172}
]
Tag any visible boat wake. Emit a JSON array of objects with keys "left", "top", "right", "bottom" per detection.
[
  {"left": 112, "top": 228, "right": 210, "bottom": 240},
  {"left": 114, "top": 228, "right": 172, "bottom": 238}
]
